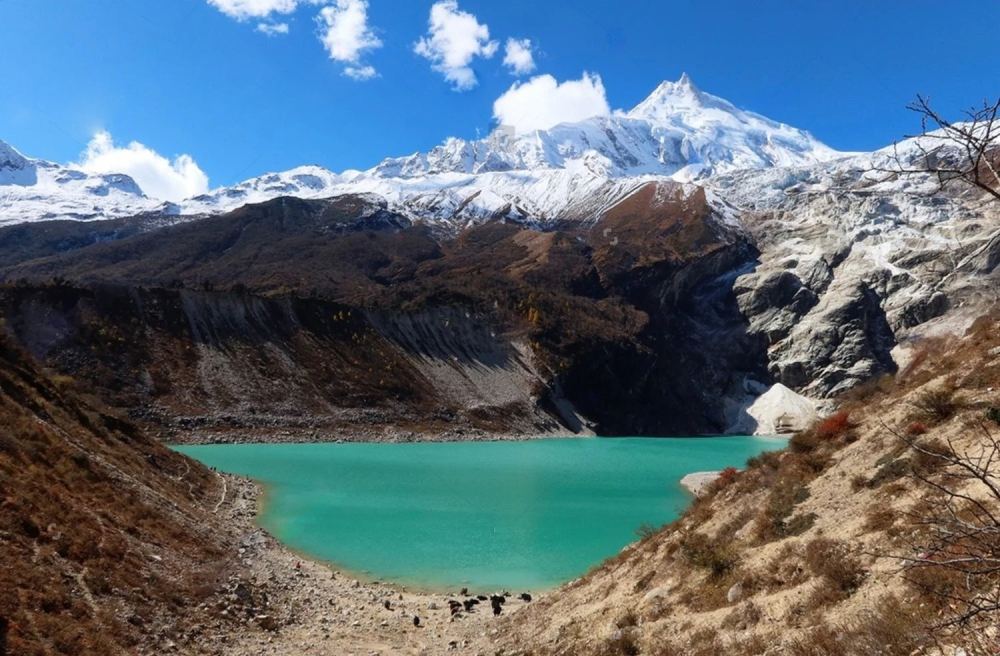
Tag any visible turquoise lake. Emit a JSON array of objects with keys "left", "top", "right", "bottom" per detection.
[{"left": 176, "top": 436, "right": 785, "bottom": 591}]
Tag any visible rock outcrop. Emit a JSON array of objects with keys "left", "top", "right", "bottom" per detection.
[{"left": 711, "top": 144, "right": 1000, "bottom": 400}]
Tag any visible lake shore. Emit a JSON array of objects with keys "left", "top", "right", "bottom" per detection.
[
  {"left": 208, "top": 473, "right": 527, "bottom": 656},
  {"left": 679, "top": 471, "right": 722, "bottom": 496}
]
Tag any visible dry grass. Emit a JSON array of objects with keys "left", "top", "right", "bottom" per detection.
[
  {"left": 786, "top": 597, "right": 930, "bottom": 656},
  {"left": 0, "top": 336, "right": 234, "bottom": 655},
  {"left": 802, "top": 538, "right": 865, "bottom": 609}
]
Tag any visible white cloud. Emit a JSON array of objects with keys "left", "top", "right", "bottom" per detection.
[
  {"left": 256, "top": 21, "right": 290, "bottom": 36},
  {"left": 75, "top": 131, "right": 210, "bottom": 203},
  {"left": 317, "top": 0, "right": 382, "bottom": 79},
  {"left": 502, "top": 38, "right": 535, "bottom": 76},
  {"left": 344, "top": 65, "right": 378, "bottom": 80},
  {"left": 207, "top": 0, "right": 321, "bottom": 21},
  {"left": 414, "top": 0, "right": 498, "bottom": 91},
  {"left": 493, "top": 73, "right": 611, "bottom": 134}
]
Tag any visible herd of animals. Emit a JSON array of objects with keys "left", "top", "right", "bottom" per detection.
[{"left": 388, "top": 588, "right": 533, "bottom": 628}]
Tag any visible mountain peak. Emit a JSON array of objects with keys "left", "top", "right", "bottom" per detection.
[
  {"left": 0, "top": 140, "right": 29, "bottom": 170},
  {"left": 629, "top": 74, "right": 734, "bottom": 120},
  {"left": 673, "top": 72, "right": 698, "bottom": 94}
]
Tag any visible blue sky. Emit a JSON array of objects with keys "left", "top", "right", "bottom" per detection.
[{"left": 2, "top": 0, "right": 998, "bottom": 197}]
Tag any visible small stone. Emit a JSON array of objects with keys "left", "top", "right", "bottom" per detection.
[{"left": 727, "top": 582, "right": 744, "bottom": 603}]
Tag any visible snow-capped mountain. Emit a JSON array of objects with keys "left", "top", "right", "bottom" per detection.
[
  {"left": 0, "top": 140, "right": 172, "bottom": 227},
  {"left": 0, "top": 75, "right": 846, "bottom": 227},
  {"left": 370, "top": 73, "right": 841, "bottom": 181}
]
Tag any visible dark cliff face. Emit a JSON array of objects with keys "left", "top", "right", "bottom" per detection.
[{"left": 0, "top": 188, "right": 769, "bottom": 438}]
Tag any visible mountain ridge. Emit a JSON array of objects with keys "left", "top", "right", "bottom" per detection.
[{"left": 0, "top": 75, "right": 843, "bottom": 226}]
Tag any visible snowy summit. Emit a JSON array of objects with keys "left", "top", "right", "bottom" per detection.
[{"left": 0, "top": 76, "right": 845, "bottom": 226}]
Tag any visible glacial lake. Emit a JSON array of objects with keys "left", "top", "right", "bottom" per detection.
[{"left": 176, "top": 436, "right": 785, "bottom": 591}]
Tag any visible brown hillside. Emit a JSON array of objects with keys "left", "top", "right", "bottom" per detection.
[
  {"left": 486, "top": 311, "right": 1000, "bottom": 656},
  {"left": 0, "top": 335, "right": 241, "bottom": 655}
]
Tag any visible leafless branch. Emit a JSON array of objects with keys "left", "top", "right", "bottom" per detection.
[{"left": 871, "top": 95, "right": 1000, "bottom": 203}]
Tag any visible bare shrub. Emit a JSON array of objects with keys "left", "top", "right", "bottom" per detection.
[
  {"left": 634, "top": 523, "right": 659, "bottom": 541},
  {"left": 786, "top": 597, "right": 929, "bottom": 656},
  {"left": 816, "top": 411, "right": 853, "bottom": 441},
  {"left": 803, "top": 538, "right": 865, "bottom": 609},
  {"left": 754, "top": 478, "right": 811, "bottom": 542},
  {"left": 911, "top": 387, "right": 959, "bottom": 424},
  {"left": 679, "top": 532, "right": 740, "bottom": 579},
  {"left": 883, "top": 420, "right": 1000, "bottom": 643}
]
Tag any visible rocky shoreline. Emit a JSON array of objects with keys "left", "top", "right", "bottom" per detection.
[
  {"left": 679, "top": 471, "right": 722, "bottom": 497},
  {"left": 172, "top": 425, "right": 575, "bottom": 446},
  {"left": 204, "top": 474, "right": 532, "bottom": 656}
]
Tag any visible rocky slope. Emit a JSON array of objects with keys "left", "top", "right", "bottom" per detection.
[
  {"left": 0, "top": 181, "right": 769, "bottom": 439},
  {"left": 478, "top": 312, "right": 1000, "bottom": 656},
  {"left": 0, "top": 149, "right": 996, "bottom": 438},
  {"left": 712, "top": 139, "right": 1000, "bottom": 400}
]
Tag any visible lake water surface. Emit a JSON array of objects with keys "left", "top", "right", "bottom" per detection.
[{"left": 176, "top": 436, "right": 784, "bottom": 591}]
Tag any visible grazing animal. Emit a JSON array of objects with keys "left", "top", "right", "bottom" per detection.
[
  {"left": 413, "top": 616, "right": 421, "bottom": 627},
  {"left": 460, "top": 587, "right": 468, "bottom": 596},
  {"left": 463, "top": 599, "right": 476, "bottom": 612},
  {"left": 490, "top": 594, "right": 505, "bottom": 616},
  {"left": 383, "top": 600, "right": 392, "bottom": 610},
  {"left": 519, "top": 593, "right": 532, "bottom": 603},
  {"left": 476, "top": 595, "right": 488, "bottom": 601}
]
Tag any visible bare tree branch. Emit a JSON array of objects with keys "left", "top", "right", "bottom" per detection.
[{"left": 871, "top": 95, "right": 1000, "bottom": 203}]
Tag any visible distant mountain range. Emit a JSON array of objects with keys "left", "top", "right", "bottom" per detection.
[{"left": 0, "top": 75, "right": 844, "bottom": 227}]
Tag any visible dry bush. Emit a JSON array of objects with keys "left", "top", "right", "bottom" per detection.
[
  {"left": 987, "top": 406, "right": 1000, "bottom": 425},
  {"left": 788, "top": 428, "right": 821, "bottom": 454},
  {"left": 614, "top": 609, "right": 639, "bottom": 629},
  {"left": 733, "top": 633, "right": 769, "bottom": 655},
  {"left": 643, "top": 642, "right": 680, "bottom": 656},
  {"left": 706, "top": 466, "right": 739, "bottom": 494},
  {"left": 593, "top": 630, "right": 641, "bottom": 656},
  {"left": 885, "top": 419, "right": 1000, "bottom": 645},
  {"left": 746, "top": 449, "right": 783, "bottom": 471},
  {"left": 634, "top": 523, "right": 660, "bottom": 541},
  {"left": 803, "top": 538, "right": 865, "bottom": 608},
  {"left": 754, "top": 478, "right": 811, "bottom": 542},
  {"left": 912, "top": 386, "right": 960, "bottom": 424},
  {"left": 785, "top": 597, "right": 929, "bottom": 656},
  {"left": 721, "top": 600, "right": 763, "bottom": 631},
  {"left": 863, "top": 507, "right": 897, "bottom": 533},
  {"left": 839, "top": 374, "right": 895, "bottom": 405},
  {"left": 910, "top": 438, "right": 953, "bottom": 476},
  {"left": 679, "top": 628, "right": 721, "bottom": 656},
  {"left": 679, "top": 532, "right": 740, "bottom": 579},
  {"left": 850, "top": 473, "right": 868, "bottom": 492},
  {"left": 867, "top": 457, "right": 912, "bottom": 489},
  {"left": 816, "top": 411, "right": 853, "bottom": 441}
]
